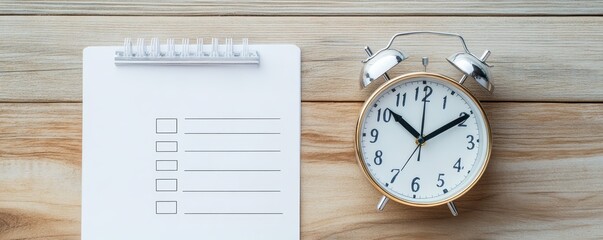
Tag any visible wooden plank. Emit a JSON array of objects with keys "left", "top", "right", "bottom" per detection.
[
  {"left": 1, "top": 102, "right": 602, "bottom": 238},
  {"left": 1, "top": 16, "right": 603, "bottom": 102},
  {"left": 0, "top": 103, "right": 81, "bottom": 239},
  {"left": 2, "top": 1, "right": 603, "bottom": 16}
]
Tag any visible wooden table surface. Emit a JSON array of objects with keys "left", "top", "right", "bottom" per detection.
[{"left": 2, "top": 1, "right": 603, "bottom": 239}]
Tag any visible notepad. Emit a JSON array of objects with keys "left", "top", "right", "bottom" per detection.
[{"left": 82, "top": 38, "right": 300, "bottom": 240}]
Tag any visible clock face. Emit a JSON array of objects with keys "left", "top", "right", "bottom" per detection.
[{"left": 356, "top": 73, "right": 491, "bottom": 206}]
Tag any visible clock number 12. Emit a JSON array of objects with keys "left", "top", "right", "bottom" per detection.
[{"left": 415, "top": 86, "right": 433, "bottom": 102}]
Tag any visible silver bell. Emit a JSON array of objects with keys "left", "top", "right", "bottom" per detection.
[
  {"left": 447, "top": 50, "right": 494, "bottom": 93},
  {"left": 360, "top": 49, "right": 407, "bottom": 88}
]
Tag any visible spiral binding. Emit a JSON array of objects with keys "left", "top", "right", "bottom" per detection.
[{"left": 115, "top": 38, "right": 260, "bottom": 65}]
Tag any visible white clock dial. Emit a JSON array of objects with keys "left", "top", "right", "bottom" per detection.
[{"left": 356, "top": 73, "right": 491, "bottom": 206}]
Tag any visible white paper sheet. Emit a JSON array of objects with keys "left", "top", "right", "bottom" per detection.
[{"left": 82, "top": 45, "right": 300, "bottom": 239}]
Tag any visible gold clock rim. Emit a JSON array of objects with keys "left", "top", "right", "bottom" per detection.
[{"left": 354, "top": 72, "right": 492, "bottom": 207}]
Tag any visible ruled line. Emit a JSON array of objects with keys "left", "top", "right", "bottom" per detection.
[
  {"left": 182, "top": 190, "right": 281, "bottom": 193},
  {"left": 184, "top": 132, "right": 280, "bottom": 135},
  {"left": 184, "top": 169, "right": 281, "bottom": 172},
  {"left": 184, "top": 117, "right": 280, "bottom": 120},
  {"left": 184, "top": 212, "right": 283, "bottom": 215},
  {"left": 185, "top": 150, "right": 281, "bottom": 153}
]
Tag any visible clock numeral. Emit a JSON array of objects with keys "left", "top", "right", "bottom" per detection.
[
  {"left": 396, "top": 93, "right": 406, "bottom": 107},
  {"left": 414, "top": 86, "right": 433, "bottom": 102},
  {"left": 467, "top": 135, "right": 475, "bottom": 150},
  {"left": 411, "top": 177, "right": 420, "bottom": 192},
  {"left": 453, "top": 158, "right": 462, "bottom": 172},
  {"left": 436, "top": 173, "right": 445, "bottom": 187},
  {"left": 422, "top": 86, "right": 433, "bottom": 102},
  {"left": 369, "top": 129, "right": 379, "bottom": 143},
  {"left": 458, "top": 112, "right": 468, "bottom": 127},
  {"left": 376, "top": 108, "right": 392, "bottom": 122},
  {"left": 442, "top": 96, "right": 447, "bottom": 109},
  {"left": 390, "top": 169, "right": 400, "bottom": 184},
  {"left": 374, "top": 150, "right": 383, "bottom": 165}
]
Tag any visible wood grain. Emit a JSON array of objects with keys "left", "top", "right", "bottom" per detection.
[
  {"left": 3, "top": 1, "right": 603, "bottom": 238},
  {"left": 1, "top": 102, "right": 602, "bottom": 239},
  {"left": 2, "top": 1, "right": 603, "bottom": 16},
  {"left": 302, "top": 102, "right": 603, "bottom": 239},
  {"left": 0, "top": 103, "right": 80, "bottom": 240},
  {"left": 1, "top": 17, "right": 603, "bottom": 103}
]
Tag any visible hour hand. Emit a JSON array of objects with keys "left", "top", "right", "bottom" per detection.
[{"left": 388, "top": 108, "right": 421, "bottom": 139}]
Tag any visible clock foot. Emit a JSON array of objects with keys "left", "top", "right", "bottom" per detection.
[
  {"left": 377, "top": 195, "right": 389, "bottom": 211},
  {"left": 447, "top": 201, "right": 459, "bottom": 216}
]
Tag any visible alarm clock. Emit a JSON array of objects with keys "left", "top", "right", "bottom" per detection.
[{"left": 355, "top": 31, "right": 494, "bottom": 216}]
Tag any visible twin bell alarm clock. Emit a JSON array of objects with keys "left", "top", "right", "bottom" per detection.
[{"left": 355, "top": 31, "right": 494, "bottom": 216}]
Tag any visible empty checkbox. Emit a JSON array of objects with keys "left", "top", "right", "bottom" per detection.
[
  {"left": 156, "top": 141, "right": 178, "bottom": 152},
  {"left": 156, "top": 179, "right": 178, "bottom": 192},
  {"left": 156, "top": 160, "right": 178, "bottom": 171},
  {"left": 156, "top": 201, "right": 177, "bottom": 214},
  {"left": 156, "top": 118, "right": 178, "bottom": 134}
]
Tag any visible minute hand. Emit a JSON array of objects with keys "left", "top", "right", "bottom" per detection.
[{"left": 421, "top": 113, "right": 470, "bottom": 143}]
